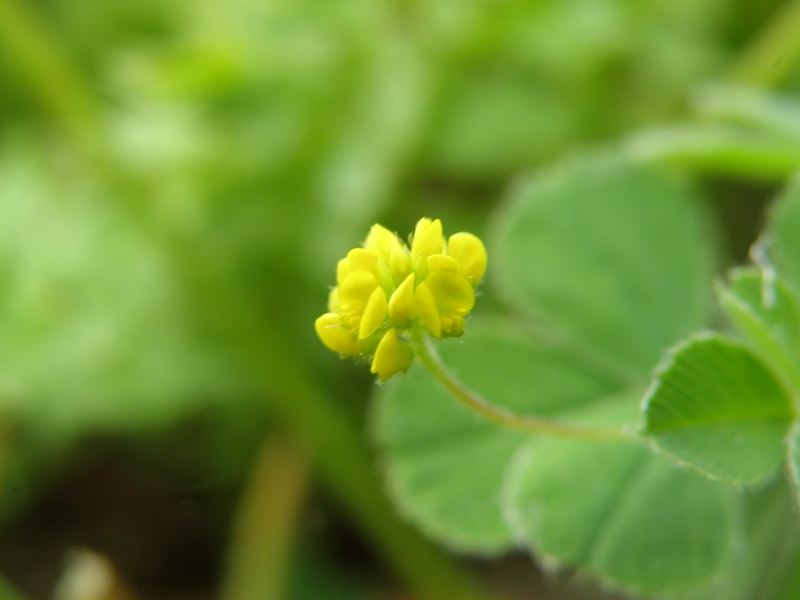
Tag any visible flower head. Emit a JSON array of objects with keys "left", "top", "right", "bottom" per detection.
[{"left": 315, "top": 218, "right": 487, "bottom": 380}]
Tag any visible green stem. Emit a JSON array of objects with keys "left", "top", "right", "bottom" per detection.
[
  {"left": 172, "top": 254, "right": 489, "bottom": 600},
  {"left": 729, "top": 0, "right": 800, "bottom": 86},
  {"left": 222, "top": 433, "right": 312, "bottom": 600},
  {"left": 409, "top": 326, "right": 629, "bottom": 441}
]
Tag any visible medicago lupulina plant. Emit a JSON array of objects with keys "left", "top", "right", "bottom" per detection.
[{"left": 317, "top": 156, "right": 800, "bottom": 599}]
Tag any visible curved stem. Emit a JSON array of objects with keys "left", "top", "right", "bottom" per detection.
[{"left": 410, "top": 326, "right": 629, "bottom": 441}]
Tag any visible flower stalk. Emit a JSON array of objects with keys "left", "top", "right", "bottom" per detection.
[{"left": 409, "top": 324, "right": 629, "bottom": 441}]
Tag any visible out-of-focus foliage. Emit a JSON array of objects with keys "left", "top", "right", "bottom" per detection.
[{"left": 1, "top": 0, "right": 799, "bottom": 598}]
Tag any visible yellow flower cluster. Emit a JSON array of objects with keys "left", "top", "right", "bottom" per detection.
[{"left": 315, "top": 218, "right": 487, "bottom": 380}]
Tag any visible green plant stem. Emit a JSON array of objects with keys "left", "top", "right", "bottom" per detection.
[
  {"left": 222, "top": 432, "right": 312, "bottom": 600},
  {"left": 409, "top": 326, "right": 629, "bottom": 441},
  {"left": 170, "top": 252, "right": 489, "bottom": 600},
  {"left": 729, "top": 0, "right": 800, "bottom": 86}
]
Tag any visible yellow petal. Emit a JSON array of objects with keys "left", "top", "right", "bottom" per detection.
[
  {"left": 425, "top": 269, "right": 475, "bottom": 316},
  {"left": 315, "top": 313, "right": 360, "bottom": 355},
  {"left": 346, "top": 248, "right": 380, "bottom": 273},
  {"left": 427, "top": 253, "right": 460, "bottom": 273},
  {"left": 336, "top": 258, "right": 352, "bottom": 284},
  {"left": 388, "top": 248, "right": 412, "bottom": 283},
  {"left": 327, "top": 288, "right": 342, "bottom": 313},
  {"left": 348, "top": 246, "right": 394, "bottom": 292},
  {"left": 411, "top": 218, "right": 444, "bottom": 276},
  {"left": 338, "top": 270, "right": 378, "bottom": 309},
  {"left": 370, "top": 328, "right": 413, "bottom": 380},
  {"left": 440, "top": 314, "right": 465, "bottom": 337},
  {"left": 448, "top": 232, "right": 487, "bottom": 285},
  {"left": 414, "top": 282, "right": 442, "bottom": 338},
  {"left": 359, "top": 287, "right": 388, "bottom": 339},
  {"left": 388, "top": 273, "right": 415, "bottom": 324},
  {"left": 365, "top": 224, "right": 407, "bottom": 260}
]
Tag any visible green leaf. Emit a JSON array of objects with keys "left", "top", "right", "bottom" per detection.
[
  {"left": 493, "top": 155, "right": 712, "bottom": 374},
  {"left": 623, "top": 125, "right": 800, "bottom": 181},
  {"left": 504, "top": 437, "right": 737, "bottom": 594},
  {"left": 371, "top": 321, "right": 625, "bottom": 553},
  {"left": 769, "top": 173, "right": 800, "bottom": 294},
  {"left": 791, "top": 425, "right": 800, "bottom": 502},
  {"left": 0, "top": 152, "right": 240, "bottom": 436},
  {"left": 718, "top": 267, "right": 800, "bottom": 394},
  {"left": 693, "top": 84, "right": 800, "bottom": 145},
  {"left": 644, "top": 334, "right": 793, "bottom": 484}
]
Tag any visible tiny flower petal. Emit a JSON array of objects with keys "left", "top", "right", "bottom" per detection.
[
  {"left": 427, "top": 253, "right": 460, "bottom": 273},
  {"left": 359, "top": 287, "right": 388, "bottom": 339},
  {"left": 448, "top": 232, "right": 487, "bottom": 285},
  {"left": 338, "top": 270, "right": 379, "bottom": 308},
  {"left": 389, "top": 273, "right": 415, "bottom": 324},
  {"left": 336, "top": 258, "right": 352, "bottom": 284},
  {"left": 388, "top": 248, "right": 412, "bottom": 283},
  {"left": 411, "top": 218, "right": 444, "bottom": 277},
  {"left": 346, "top": 248, "right": 381, "bottom": 272},
  {"left": 414, "top": 282, "right": 442, "bottom": 338},
  {"left": 315, "top": 313, "right": 360, "bottom": 355},
  {"left": 371, "top": 328, "right": 413, "bottom": 380},
  {"left": 440, "top": 314, "right": 465, "bottom": 337},
  {"left": 425, "top": 269, "right": 475, "bottom": 316},
  {"left": 327, "top": 288, "right": 342, "bottom": 313},
  {"left": 365, "top": 224, "right": 406, "bottom": 260},
  {"left": 317, "top": 218, "right": 486, "bottom": 377}
]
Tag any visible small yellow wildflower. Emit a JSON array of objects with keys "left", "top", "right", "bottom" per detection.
[{"left": 315, "top": 218, "right": 487, "bottom": 380}]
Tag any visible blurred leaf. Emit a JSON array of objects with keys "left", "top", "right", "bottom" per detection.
[
  {"left": 694, "top": 84, "right": 800, "bottom": 144},
  {"left": 644, "top": 334, "right": 793, "bottom": 484},
  {"left": 624, "top": 125, "right": 800, "bottom": 180},
  {"left": 372, "top": 321, "right": 624, "bottom": 554},
  {"left": 504, "top": 436, "right": 737, "bottom": 595},
  {"left": 493, "top": 155, "right": 712, "bottom": 374},
  {"left": 718, "top": 267, "right": 800, "bottom": 393},
  {"left": 0, "top": 576, "right": 28, "bottom": 600},
  {"left": 0, "top": 148, "right": 241, "bottom": 436},
  {"left": 791, "top": 425, "right": 800, "bottom": 503},
  {"left": 428, "top": 76, "right": 579, "bottom": 178},
  {"left": 768, "top": 172, "right": 800, "bottom": 294}
]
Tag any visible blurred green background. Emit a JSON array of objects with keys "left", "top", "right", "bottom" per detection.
[{"left": 0, "top": 0, "right": 798, "bottom": 598}]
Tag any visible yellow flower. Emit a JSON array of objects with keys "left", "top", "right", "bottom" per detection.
[{"left": 315, "top": 218, "right": 487, "bottom": 380}]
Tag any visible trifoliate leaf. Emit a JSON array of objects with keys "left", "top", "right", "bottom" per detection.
[
  {"left": 644, "top": 334, "right": 793, "bottom": 484},
  {"left": 493, "top": 155, "right": 712, "bottom": 374},
  {"left": 769, "top": 173, "right": 800, "bottom": 294},
  {"left": 717, "top": 267, "right": 800, "bottom": 394},
  {"left": 504, "top": 436, "right": 737, "bottom": 595},
  {"left": 371, "top": 321, "right": 625, "bottom": 554}
]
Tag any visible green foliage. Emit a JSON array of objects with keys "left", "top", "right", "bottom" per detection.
[
  {"left": 506, "top": 438, "right": 735, "bottom": 594},
  {"left": 792, "top": 425, "right": 800, "bottom": 499},
  {"left": 770, "top": 173, "right": 800, "bottom": 292},
  {"left": 718, "top": 268, "right": 800, "bottom": 392},
  {"left": 644, "top": 334, "right": 793, "bottom": 484},
  {"left": 0, "top": 147, "right": 240, "bottom": 436},
  {"left": 373, "top": 323, "right": 623, "bottom": 553},
  {"left": 2, "top": 0, "right": 800, "bottom": 598},
  {"left": 493, "top": 157, "right": 713, "bottom": 373},
  {"left": 372, "top": 106, "right": 800, "bottom": 595},
  {"left": 374, "top": 155, "right": 757, "bottom": 595}
]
